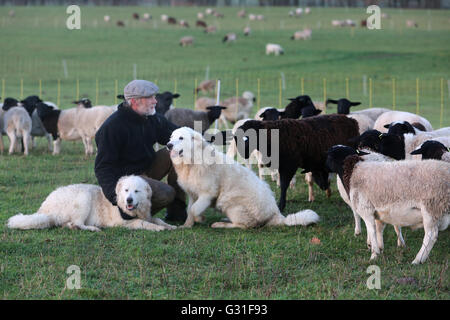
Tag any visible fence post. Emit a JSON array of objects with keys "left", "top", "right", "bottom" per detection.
[
  {"left": 323, "top": 78, "right": 327, "bottom": 114},
  {"left": 20, "top": 78, "right": 23, "bottom": 99},
  {"left": 39, "top": 79, "right": 42, "bottom": 98},
  {"left": 441, "top": 78, "right": 444, "bottom": 128},
  {"left": 346, "top": 77, "right": 349, "bottom": 99},
  {"left": 416, "top": 78, "right": 420, "bottom": 115},
  {"left": 1, "top": 79, "right": 4, "bottom": 100},
  {"left": 301, "top": 77, "right": 304, "bottom": 95},
  {"left": 115, "top": 80, "right": 118, "bottom": 105},
  {"left": 257, "top": 78, "right": 261, "bottom": 111},
  {"left": 194, "top": 78, "right": 197, "bottom": 108},
  {"left": 392, "top": 77, "right": 396, "bottom": 110},
  {"left": 57, "top": 79, "right": 61, "bottom": 107},
  {"left": 96, "top": 78, "right": 99, "bottom": 106},
  {"left": 76, "top": 78, "right": 79, "bottom": 101},
  {"left": 173, "top": 79, "right": 177, "bottom": 107},
  {"left": 279, "top": 77, "right": 282, "bottom": 108},
  {"left": 369, "top": 78, "right": 373, "bottom": 108}
]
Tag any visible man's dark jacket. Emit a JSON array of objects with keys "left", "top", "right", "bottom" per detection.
[{"left": 94, "top": 103, "right": 178, "bottom": 205}]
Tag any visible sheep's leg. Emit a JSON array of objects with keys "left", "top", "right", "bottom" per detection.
[
  {"left": 375, "top": 219, "right": 386, "bottom": 251},
  {"left": 0, "top": 135, "right": 3, "bottom": 154},
  {"left": 22, "top": 131, "right": 31, "bottom": 156},
  {"left": 52, "top": 138, "right": 61, "bottom": 155},
  {"left": 305, "top": 173, "right": 314, "bottom": 202},
  {"left": 278, "top": 166, "right": 297, "bottom": 212},
  {"left": 360, "top": 214, "right": 381, "bottom": 261},
  {"left": 412, "top": 214, "right": 438, "bottom": 264},
  {"left": 46, "top": 133, "right": 53, "bottom": 152},
  {"left": 7, "top": 131, "right": 16, "bottom": 155},
  {"left": 226, "top": 139, "right": 237, "bottom": 159},
  {"left": 394, "top": 226, "right": 406, "bottom": 247},
  {"left": 354, "top": 211, "right": 362, "bottom": 236}
]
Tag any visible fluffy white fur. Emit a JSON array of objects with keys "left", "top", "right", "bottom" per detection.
[
  {"left": 7, "top": 175, "right": 176, "bottom": 232},
  {"left": 374, "top": 111, "right": 433, "bottom": 133},
  {"left": 168, "top": 127, "right": 319, "bottom": 229}
]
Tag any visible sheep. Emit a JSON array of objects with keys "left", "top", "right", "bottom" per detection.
[
  {"left": 249, "top": 14, "right": 256, "bottom": 21},
  {"left": 305, "top": 7, "right": 311, "bottom": 14},
  {"left": 213, "top": 12, "right": 224, "bottom": 18},
  {"left": 164, "top": 106, "right": 226, "bottom": 134},
  {"left": 295, "top": 8, "right": 303, "bottom": 16},
  {"left": 142, "top": 13, "right": 151, "bottom": 21},
  {"left": 326, "top": 98, "right": 390, "bottom": 122},
  {"left": 205, "top": 8, "right": 214, "bottom": 15},
  {"left": 196, "top": 20, "right": 207, "bottom": 28},
  {"left": 197, "top": 12, "right": 204, "bottom": 20},
  {"left": 345, "top": 19, "right": 356, "bottom": 27},
  {"left": 332, "top": 20, "right": 345, "bottom": 27},
  {"left": 155, "top": 92, "right": 180, "bottom": 115},
  {"left": 254, "top": 107, "right": 285, "bottom": 121},
  {"left": 330, "top": 146, "right": 404, "bottom": 249},
  {"left": 374, "top": 111, "right": 434, "bottom": 133},
  {"left": 386, "top": 121, "right": 450, "bottom": 137},
  {"left": 256, "top": 15, "right": 264, "bottom": 21},
  {"left": 195, "top": 97, "right": 217, "bottom": 113},
  {"left": 103, "top": 15, "right": 110, "bottom": 22},
  {"left": 237, "top": 10, "right": 246, "bottom": 18},
  {"left": 195, "top": 79, "right": 215, "bottom": 94},
  {"left": 291, "top": 29, "right": 312, "bottom": 40},
  {"left": 411, "top": 139, "right": 450, "bottom": 162},
  {"left": 132, "top": 13, "right": 140, "bottom": 20},
  {"left": 406, "top": 20, "right": 418, "bottom": 28},
  {"left": 265, "top": 43, "right": 284, "bottom": 56},
  {"left": 205, "top": 26, "right": 217, "bottom": 34},
  {"left": 326, "top": 145, "right": 450, "bottom": 264},
  {"left": 179, "top": 20, "right": 189, "bottom": 28},
  {"left": 281, "top": 95, "right": 322, "bottom": 119},
  {"left": 161, "top": 14, "right": 168, "bottom": 22},
  {"left": 179, "top": 36, "right": 194, "bottom": 47},
  {"left": 116, "top": 21, "right": 125, "bottom": 27},
  {"left": 243, "top": 26, "right": 251, "bottom": 36},
  {"left": 235, "top": 115, "right": 360, "bottom": 211},
  {"left": 223, "top": 33, "right": 237, "bottom": 43},
  {"left": 167, "top": 17, "right": 177, "bottom": 25},
  {"left": 2, "top": 105, "right": 32, "bottom": 155},
  {"left": 220, "top": 91, "right": 256, "bottom": 127}
]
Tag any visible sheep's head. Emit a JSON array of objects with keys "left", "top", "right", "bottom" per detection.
[
  {"left": 243, "top": 91, "right": 256, "bottom": 103},
  {"left": 234, "top": 120, "right": 264, "bottom": 159},
  {"left": 283, "top": 95, "right": 314, "bottom": 119},
  {"left": 260, "top": 108, "right": 283, "bottom": 121},
  {"left": 155, "top": 91, "right": 180, "bottom": 114},
  {"left": 73, "top": 98, "right": 92, "bottom": 109},
  {"left": 206, "top": 105, "right": 227, "bottom": 122},
  {"left": 327, "top": 98, "right": 361, "bottom": 115},
  {"left": 385, "top": 121, "right": 416, "bottom": 136},
  {"left": 2, "top": 97, "right": 20, "bottom": 111},
  {"left": 348, "top": 129, "right": 383, "bottom": 151},
  {"left": 325, "top": 145, "right": 368, "bottom": 174},
  {"left": 378, "top": 133, "right": 405, "bottom": 160},
  {"left": 301, "top": 106, "right": 321, "bottom": 118},
  {"left": 36, "top": 102, "right": 55, "bottom": 120},
  {"left": 411, "top": 140, "right": 448, "bottom": 160}
]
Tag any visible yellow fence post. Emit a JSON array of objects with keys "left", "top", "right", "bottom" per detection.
[
  {"left": 392, "top": 78, "right": 396, "bottom": 110},
  {"left": 346, "top": 77, "right": 349, "bottom": 99},
  {"left": 96, "top": 78, "right": 99, "bottom": 106},
  {"left": 369, "top": 78, "right": 373, "bottom": 108},
  {"left": 279, "top": 77, "right": 282, "bottom": 108},
  {"left": 173, "top": 79, "right": 177, "bottom": 107},
  {"left": 416, "top": 78, "right": 420, "bottom": 115},
  {"left": 76, "top": 78, "right": 79, "bottom": 101},
  {"left": 301, "top": 77, "right": 304, "bottom": 95},
  {"left": 257, "top": 78, "right": 261, "bottom": 110},
  {"left": 441, "top": 78, "right": 444, "bottom": 128},
  {"left": 20, "top": 79, "right": 23, "bottom": 99},
  {"left": 235, "top": 78, "right": 239, "bottom": 118},
  {"left": 114, "top": 80, "right": 118, "bottom": 105},
  {"left": 194, "top": 78, "right": 198, "bottom": 108},
  {"left": 39, "top": 79, "right": 42, "bottom": 98},
  {"left": 2, "top": 79, "right": 5, "bottom": 100},
  {"left": 57, "top": 79, "right": 60, "bottom": 107},
  {"left": 323, "top": 78, "right": 327, "bottom": 114}
]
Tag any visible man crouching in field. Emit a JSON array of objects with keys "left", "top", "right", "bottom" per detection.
[{"left": 94, "top": 80, "right": 187, "bottom": 223}]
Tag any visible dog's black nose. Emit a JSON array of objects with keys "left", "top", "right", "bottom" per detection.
[
  {"left": 126, "top": 197, "right": 133, "bottom": 204},
  {"left": 167, "top": 143, "right": 173, "bottom": 150}
]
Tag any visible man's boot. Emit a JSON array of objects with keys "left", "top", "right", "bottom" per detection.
[{"left": 164, "top": 198, "right": 187, "bottom": 223}]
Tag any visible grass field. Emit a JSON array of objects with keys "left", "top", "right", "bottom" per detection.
[{"left": 0, "top": 6, "right": 449, "bottom": 300}]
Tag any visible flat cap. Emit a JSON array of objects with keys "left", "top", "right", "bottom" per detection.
[{"left": 124, "top": 80, "right": 159, "bottom": 99}]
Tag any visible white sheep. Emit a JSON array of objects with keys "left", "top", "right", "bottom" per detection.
[
  {"left": 223, "top": 33, "right": 237, "bottom": 43},
  {"left": 411, "top": 138, "right": 450, "bottom": 162},
  {"left": 374, "top": 111, "right": 433, "bottom": 133},
  {"left": 3, "top": 106, "right": 32, "bottom": 155},
  {"left": 327, "top": 145, "right": 450, "bottom": 264},
  {"left": 179, "top": 36, "right": 194, "bottom": 47},
  {"left": 205, "top": 25, "right": 217, "bottom": 34},
  {"left": 195, "top": 79, "right": 215, "bottom": 94},
  {"left": 291, "top": 29, "right": 312, "bottom": 40},
  {"left": 265, "top": 43, "right": 284, "bottom": 56},
  {"left": 244, "top": 26, "right": 251, "bottom": 36},
  {"left": 220, "top": 91, "right": 256, "bottom": 127},
  {"left": 347, "top": 113, "right": 374, "bottom": 134}
]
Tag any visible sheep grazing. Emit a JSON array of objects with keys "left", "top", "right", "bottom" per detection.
[
  {"left": 295, "top": 8, "right": 303, "bottom": 16},
  {"left": 167, "top": 17, "right": 177, "bottom": 25},
  {"left": 142, "top": 13, "right": 151, "bottom": 21},
  {"left": 197, "top": 12, "right": 205, "bottom": 20},
  {"left": 2, "top": 104, "right": 32, "bottom": 155},
  {"left": 374, "top": 111, "right": 433, "bottom": 133},
  {"left": 179, "top": 20, "right": 189, "bottom": 28},
  {"left": 179, "top": 36, "right": 194, "bottom": 47},
  {"left": 330, "top": 146, "right": 404, "bottom": 248},
  {"left": 220, "top": 91, "right": 256, "bottom": 126},
  {"left": 265, "top": 43, "right": 284, "bottom": 56},
  {"left": 155, "top": 92, "right": 180, "bottom": 115},
  {"left": 406, "top": 20, "right": 418, "bottom": 28},
  {"left": 195, "top": 79, "right": 215, "bottom": 94},
  {"left": 214, "top": 12, "right": 224, "bottom": 18},
  {"left": 205, "top": 26, "right": 217, "bottom": 34},
  {"left": 132, "top": 13, "right": 140, "bottom": 20},
  {"left": 104, "top": 15, "right": 110, "bottom": 22},
  {"left": 116, "top": 21, "right": 125, "bottom": 27},
  {"left": 235, "top": 115, "right": 360, "bottom": 211},
  {"left": 196, "top": 20, "right": 207, "bottom": 28},
  {"left": 326, "top": 145, "right": 450, "bottom": 264},
  {"left": 281, "top": 95, "right": 321, "bottom": 119},
  {"left": 411, "top": 139, "right": 450, "bottom": 162},
  {"left": 237, "top": 10, "right": 246, "bottom": 18},
  {"left": 205, "top": 8, "right": 214, "bottom": 15},
  {"left": 244, "top": 26, "right": 251, "bottom": 36},
  {"left": 327, "top": 98, "right": 390, "bottom": 122},
  {"left": 223, "top": 33, "right": 237, "bottom": 43},
  {"left": 248, "top": 14, "right": 256, "bottom": 21},
  {"left": 195, "top": 97, "right": 217, "bottom": 113},
  {"left": 345, "top": 19, "right": 356, "bottom": 27},
  {"left": 305, "top": 7, "right": 311, "bottom": 14},
  {"left": 291, "top": 29, "right": 312, "bottom": 40},
  {"left": 256, "top": 15, "right": 264, "bottom": 21},
  {"left": 164, "top": 106, "right": 227, "bottom": 134},
  {"left": 161, "top": 14, "right": 168, "bottom": 22},
  {"left": 332, "top": 20, "right": 345, "bottom": 27}
]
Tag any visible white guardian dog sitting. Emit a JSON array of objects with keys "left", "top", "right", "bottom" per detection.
[
  {"left": 7, "top": 175, "right": 176, "bottom": 232},
  {"left": 167, "top": 127, "right": 319, "bottom": 229}
]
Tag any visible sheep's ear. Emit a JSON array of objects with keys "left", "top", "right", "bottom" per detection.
[
  {"left": 278, "top": 111, "right": 286, "bottom": 117},
  {"left": 117, "top": 94, "right": 125, "bottom": 100},
  {"left": 410, "top": 149, "right": 422, "bottom": 155},
  {"left": 314, "top": 109, "right": 322, "bottom": 115},
  {"left": 72, "top": 100, "right": 79, "bottom": 104},
  {"left": 220, "top": 106, "right": 227, "bottom": 109},
  {"left": 350, "top": 102, "right": 361, "bottom": 106},
  {"left": 356, "top": 150, "right": 369, "bottom": 156},
  {"left": 172, "top": 93, "right": 180, "bottom": 99},
  {"left": 383, "top": 124, "right": 391, "bottom": 129},
  {"left": 327, "top": 99, "right": 338, "bottom": 104}
]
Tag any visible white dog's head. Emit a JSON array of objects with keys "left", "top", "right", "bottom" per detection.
[
  {"left": 115, "top": 175, "right": 152, "bottom": 221},
  {"left": 167, "top": 127, "right": 206, "bottom": 162}
]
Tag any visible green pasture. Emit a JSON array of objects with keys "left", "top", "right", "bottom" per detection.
[{"left": 0, "top": 6, "right": 449, "bottom": 299}]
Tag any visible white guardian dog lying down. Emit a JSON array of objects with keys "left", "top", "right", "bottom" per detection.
[
  {"left": 166, "top": 127, "right": 319, "bottom": 229},
  {"left": 7, "top": 175, "right": 176, "bottom": 232}
]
